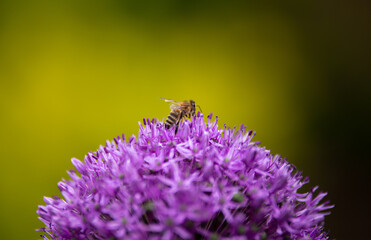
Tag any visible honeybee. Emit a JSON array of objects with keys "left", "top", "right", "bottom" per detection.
[{"left": 160, "top": 98, "right": 201, "bottom": 133}]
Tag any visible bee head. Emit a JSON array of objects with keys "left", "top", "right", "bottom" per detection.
[
  {"left": 190, "top": 100, "right": 196, "bottom": 114},
  {"left": 190, "top": 100, "right": 195, "bottom": 107}
]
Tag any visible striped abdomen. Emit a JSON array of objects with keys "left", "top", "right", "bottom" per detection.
[{"left": 165, "top": 109, "right": 181, "bottom": 129}]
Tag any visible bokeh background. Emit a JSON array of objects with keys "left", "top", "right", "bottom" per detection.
[{"left": 0, "top": 1, "right": 370, "bottom": 239}]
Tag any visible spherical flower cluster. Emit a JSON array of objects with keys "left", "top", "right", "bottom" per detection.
[{"left": 37, "top": 113, "right": 333, "bottom": 239}]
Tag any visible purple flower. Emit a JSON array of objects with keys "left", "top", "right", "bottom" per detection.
[{"left": 37, "top": 113, "right": 333, "bottom": 239}]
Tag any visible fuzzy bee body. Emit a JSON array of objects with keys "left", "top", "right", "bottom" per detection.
[
  {"left": 165, "top": 109, "right": 182, "bottom": 129},
  {"left": 161, "top": 98, "right": 197, "bottom": 133}
]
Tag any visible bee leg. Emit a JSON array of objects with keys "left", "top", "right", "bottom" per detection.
[
  {"left": 174, "top": 120, "right": 181, "bottom": 134},
  {"left": 175, "top": 112, "right": 184, "bottom": 135}
]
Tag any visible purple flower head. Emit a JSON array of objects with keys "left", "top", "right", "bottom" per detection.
[{"left": 37, "top": 113, "right": 333, "bottom": 239}]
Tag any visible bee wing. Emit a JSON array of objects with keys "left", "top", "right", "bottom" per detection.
[
  {"left": 159, "top": 97, "right": 180, "bottom": 104},
  {"left": 161, "top": 98, "right": 181, "bottom": 109},
  {"left": 160, "top": 97, "right": 182, "bottom": 111},
  {"left": 170, "top": 104, "right": 182, "bottom": 111}
]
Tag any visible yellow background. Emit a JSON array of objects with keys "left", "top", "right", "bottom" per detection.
[{"left": 0, "top": 1, "right": 369, "bottom": 239}]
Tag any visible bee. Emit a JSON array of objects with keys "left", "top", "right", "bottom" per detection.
[{"left": 160, "top": 98, "right": 201, "bottom": 133}]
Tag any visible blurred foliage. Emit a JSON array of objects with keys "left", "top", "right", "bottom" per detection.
[{"left": 0, "top": 0, "right": 369, "bottom": 239}]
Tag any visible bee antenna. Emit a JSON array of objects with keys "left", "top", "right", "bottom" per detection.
[{"left": 197, "top": 105, "right": 203, "bottom": 113}]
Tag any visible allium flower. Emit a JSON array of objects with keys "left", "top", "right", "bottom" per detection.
[{"left": 37, "top": 113, "right": 333, "bottom": 240}]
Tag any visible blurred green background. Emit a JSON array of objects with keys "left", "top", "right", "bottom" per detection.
[{"left": 0, "top": 1, "right": 370, "bottom": 239}]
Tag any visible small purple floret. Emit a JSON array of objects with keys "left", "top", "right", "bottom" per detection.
[{"left": 37, "top": 113, "right": 333, "bottom": 239}]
